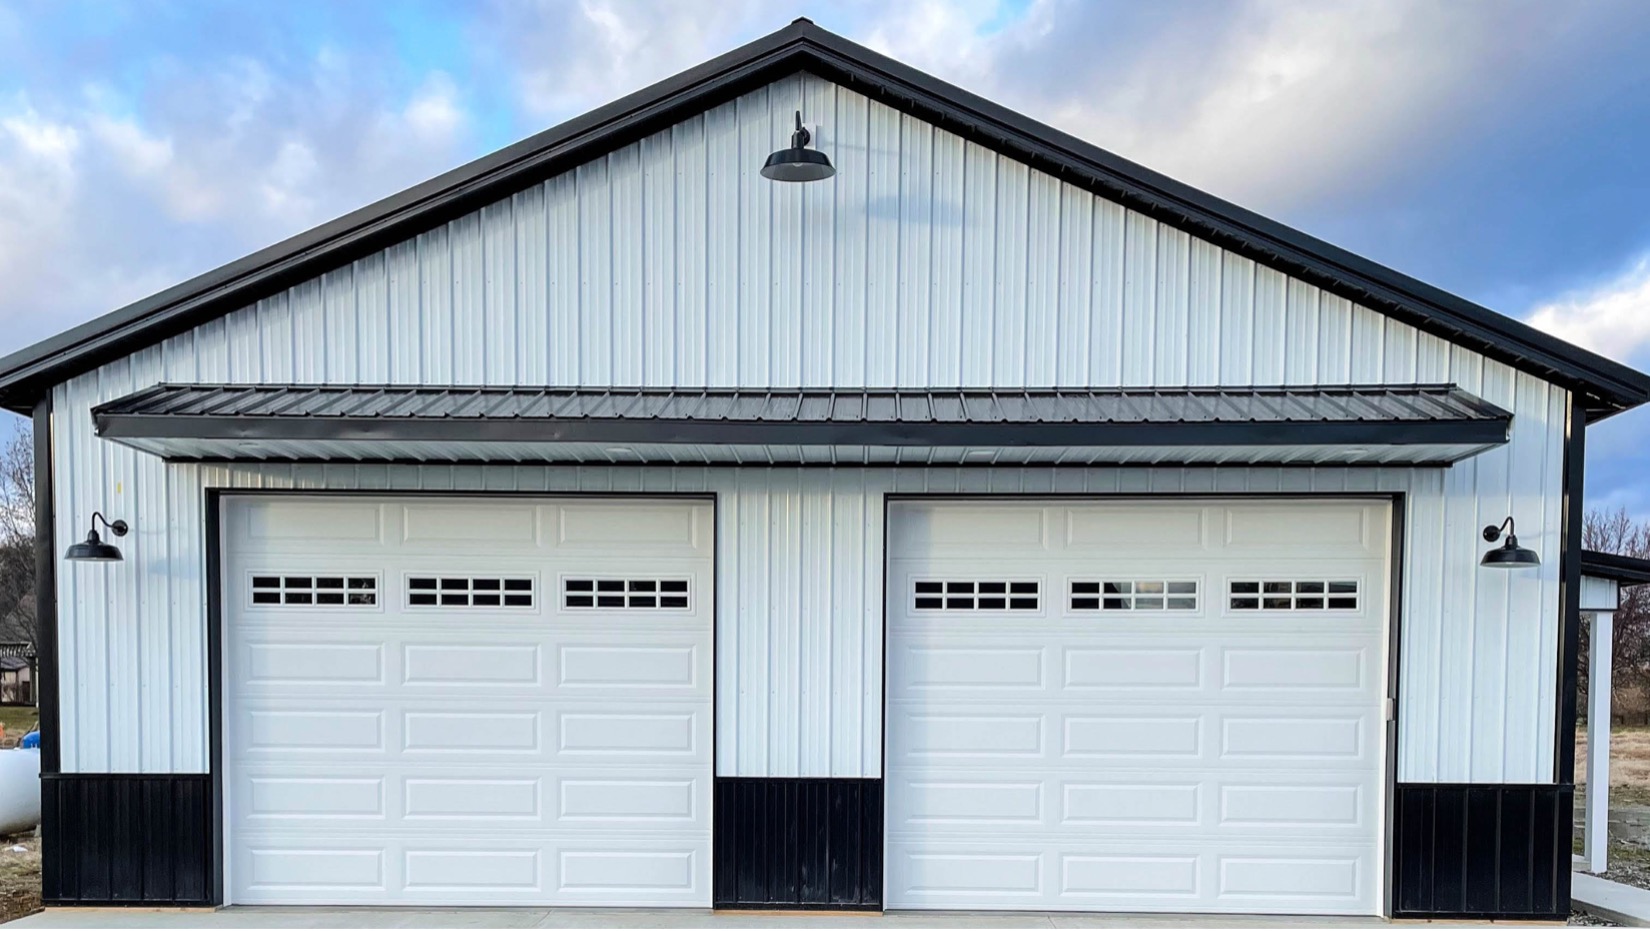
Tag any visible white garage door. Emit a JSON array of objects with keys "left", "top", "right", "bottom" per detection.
[
  {"left": 886, "top": 499, "right": 1389, "bottom": 915},
  {"left": 222, "top": 496, "right": 713, "bottom": 906}
]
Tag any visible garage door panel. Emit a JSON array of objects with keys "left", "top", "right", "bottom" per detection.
[
  {"left": 242, "top": 501, "right": 387, "bottom": 545},
  {"left": 1218, "top": 782, "right": 1366, "bottom": 830},
  {"left": 1063, "top": 714, "right": 1203, "bottom": 758},
  {"left": 239, "top": 774, "right": 388, "bottom": 821},
  {"left": 233, "top": 629, "right": 710, "bottom": 697},
  {"left": 890, "top": 772, "right": 1373, "bottom": 840},
  {"left": 240, "top": 640, "right": 387, "bottom": 686},
  {"left": 888, "top": 709, "right": 1376, "bottom": 772},
  {"left": 897, "top": 711, "right": 1046, "bottom": 757},
  {"left": 1062, "top": 647, "right": 1204, "bottom": 689},
  {"left": 232, "top": 835, "right": 711, "bottom": 906},
  {"left": 556, "top": 775, "right": 703, "bottom": 824},
  {"left": 555, "top": 642, "right": 703, "bottom": 690},
  {"left": 1221, "top": 646, "right": 1369, "bottom": 691},
  {"left": 893, "top": 635, "right": 1377, "bottom": 700},
  {"left": 224, "top": 496, "right": 714, "bottom": 906},
  {"left": 236, "top": 768, "right": 707, "bottom": 832},
  {"left": 886, "top": 499, "right": 1387, "bottom": 914},
  {"left": 897, "top": 645, "right": 1048, "bottom": 690},
  {"left": 886, "top": 842, "right": 1377, "bottom": 913},
  {"left": 402, "top": 643, "right": 542, "bottom": 686}
]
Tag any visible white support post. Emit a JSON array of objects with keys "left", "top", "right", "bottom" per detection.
[{"left": 1587, "top": 609, "right": 1614, "bottom": 874}]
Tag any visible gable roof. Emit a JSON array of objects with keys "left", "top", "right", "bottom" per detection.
[{"left": 1, "top": 19, "right": 1646, "bottom": 415}]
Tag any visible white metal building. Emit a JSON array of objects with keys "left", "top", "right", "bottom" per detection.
[{"left": 5, "top": 19, "right": 1649, "bottom": 919}]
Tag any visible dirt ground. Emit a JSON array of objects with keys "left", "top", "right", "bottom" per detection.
[
  {"left": 1579, "top": 727, "right": 1650, "bottom": 796},
  {"left": 1574, "top": 726, "right": 1650, "bottom": 924},
  {"left": 0, "top": 834, "right": 39, "bottom": 924}
]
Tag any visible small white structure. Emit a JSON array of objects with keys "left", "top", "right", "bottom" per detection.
[{"left": 1577, "top": 550, "right": 1650, "bottom": 874}]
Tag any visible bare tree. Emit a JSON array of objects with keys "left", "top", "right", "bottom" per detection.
[
  {"left": 1580, "top": 507, "right": 1650, "bottom": 724},
  {"left": 0, "top": 428, "right": 33, "bottom": 651}
]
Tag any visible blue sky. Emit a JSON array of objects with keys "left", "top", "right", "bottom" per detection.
[{"left": 2, "top": 0, "right": 1649, "bottom": 514}]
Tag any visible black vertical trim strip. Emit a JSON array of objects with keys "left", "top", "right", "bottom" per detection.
[
  {"left": 1381, "top": 495, "right": 1405, "bottom": 919},
  {"left": 204, "top": 490, "right": 225, "bottom": 905},
  {"left": 708, "top": 490, "right": 720, "bottom": 905},
  {"left": 1558, "top": 399, "right": 1585, "bottom": 784},
  {"left": 713, "top": 776, "right": 881, "bottom": 909},
  {"left": 32, "top": 395, "right": 57, "bottom": 773}
]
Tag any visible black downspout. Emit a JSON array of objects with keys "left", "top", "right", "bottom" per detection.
[
  {"left": 1557, "top": 399, "right": 1585, "bottom": 785},
  {"left": 32, "top": 395, "right": 58, "bottom": 903},
  {"left": 32, "top": 395, "right": 57, "bottom": 773}
]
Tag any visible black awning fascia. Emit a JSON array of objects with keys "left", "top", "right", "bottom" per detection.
[
  {"left": 94, "top": 410, "right": 1509, "bottom": 450},
  {"left": 1580, "top": 550, "right": 1650, "bottom": 587}
]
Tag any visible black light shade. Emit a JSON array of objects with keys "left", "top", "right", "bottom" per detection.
[
  {"left": 65, "top": 513, "right": 127, "bottom": 563},
  {"left": 761, "top": 111, "right": 835, "bottom": 182},
  {"left": 1481, "top": 516, "right": 1539, "bottom": 569}
]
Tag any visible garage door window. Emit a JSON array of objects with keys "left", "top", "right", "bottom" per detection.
[
  {"left": 1228, "top": 579, "right": 1359, "bottom": 611},
  {"left": 912, "top": 580, "right": 1039, "bottom": 611},
  {"left": 250, "top": 574, "right": 378, "bottom": 607},
  {"left": 562, "top": 578, "right": 690, "bottom": 610},
  {"left": 406, "top": 575, "right": 535, "bottom": 608},
  {"left": 1070, "top": 579, "right": 1198, "bottom": 611}
]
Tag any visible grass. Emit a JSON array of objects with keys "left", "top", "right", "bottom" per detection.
[{"left": 0, "top": 707, "right": 35, "bottom": 744}]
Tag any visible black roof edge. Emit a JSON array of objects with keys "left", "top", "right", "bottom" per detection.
[
  {"left": 2, "top": 18, "right": 1647, "bottom": 415},
  {"left": 1580, "top": 549, "right": 1650, "bottom": 587}
]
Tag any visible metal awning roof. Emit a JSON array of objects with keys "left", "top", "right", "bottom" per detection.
[
  {"left": 1580, "top": 550, "right": 1650, "bottom": 587},
  {"left": 90, "top": 383, "right": 1511, "bottom": 467}
]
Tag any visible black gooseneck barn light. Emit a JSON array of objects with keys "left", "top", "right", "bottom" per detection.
[
  {"left": 65, "top": 512, "right": 128, "bottom": 563},
  {"left": 1481, "top": 516, "right": 1540, "bottom": 569},
  {"left": 761, "top": 111, "right": 835, "bottom": 182}
]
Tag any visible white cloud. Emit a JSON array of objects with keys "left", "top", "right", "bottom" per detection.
[
  {"left": 491, "top": 0, "right": 827, "bottom": 119},
  {"left": 403, "top": 75, "right": 465, "bottom": 140},
  {"left": 0, "top": 52, "right": 475, "bottom": 351},
  {"left": 860, "top": 0, "right": 1634, "bottom": 211},
  {"left": 1526, "top": 256, "right": 1650, "bottom": 363}
]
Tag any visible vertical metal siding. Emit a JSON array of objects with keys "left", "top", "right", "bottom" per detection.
[{"left": 49, "top": 73, "right": 1567, "bottom": 783}]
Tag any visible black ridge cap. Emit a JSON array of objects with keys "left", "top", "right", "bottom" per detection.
[
  {"left": 1, "top": 19, "right": 1647, "bottom": 414},
  {"left": 1579, "top": 549, "right": 1650, "bottom": 587}
]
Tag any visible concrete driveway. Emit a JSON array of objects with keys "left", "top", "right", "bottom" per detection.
[{"left": 2, "top": 908, "right": 1416, "bottom": 928}]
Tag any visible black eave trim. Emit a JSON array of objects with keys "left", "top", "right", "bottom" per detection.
[{"left": 0, "top": 19, "right": 1645, "bottom": 412}]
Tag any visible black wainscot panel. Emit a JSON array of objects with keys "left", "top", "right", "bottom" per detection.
[
  {"left": 1392, "top": 782, "right": 1570, "bottom": 920},
  {"left": 42, "top": 773, "right": 215, "bottom": 906},
  {"left": 714, "top": 777, "right": 882, "bottom": 910}
]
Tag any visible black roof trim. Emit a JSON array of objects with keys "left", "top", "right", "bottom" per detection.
[
  {"left": 3, "top": 18, "right": 1646, "bottom": 413},
  {"left": 91, "top": 383, "right": 1510, "bottom": 455},
  {"left": 1580, "top": 550, "right": 1650, "bottom": 587}
]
